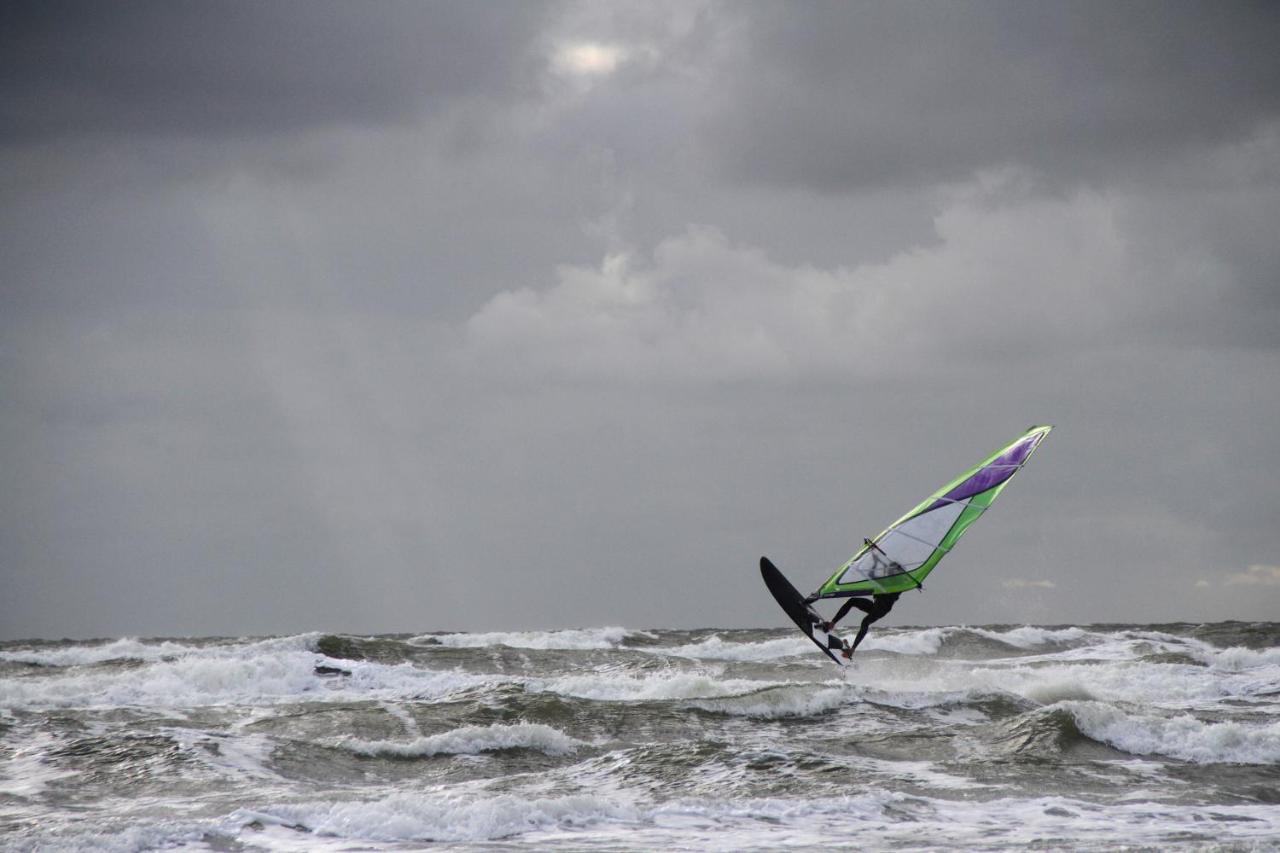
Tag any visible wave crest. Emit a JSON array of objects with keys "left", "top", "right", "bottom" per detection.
[
  {"left": 1060, "top": 700, "right": 1280, "bottom": 764},
  {"left": 235, "top": 791, "right": 638, "bottom": 843},
  {"left": 417, "top": 627, "right": 653, "bottom": 650},
  {"left": 336, "top": 723, "right": 583, "bottom": 758},
  {"left": 687, "top": 684, "right": 852, "bottom": 718}
]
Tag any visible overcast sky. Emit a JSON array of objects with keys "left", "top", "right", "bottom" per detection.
[{"left": 3, "top": 1, "right": 1278, "bottom": 640}]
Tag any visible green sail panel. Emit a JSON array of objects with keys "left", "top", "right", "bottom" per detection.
[{"left": 814, "top": 425, "right": 1052, "bottom": 598}]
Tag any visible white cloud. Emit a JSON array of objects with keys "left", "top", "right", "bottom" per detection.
[
  {"left": 1224, "top": 565, "right": 1280, "bottom": 586},
  {"left": 1002, "top": 578, "right": 1057, "bottom": 590},
  {"left": 464, "top": 180, "right": 1194, "bottom": 382},
  {"left": 465, "top": 226, "right": 855, "bottom": 381}
]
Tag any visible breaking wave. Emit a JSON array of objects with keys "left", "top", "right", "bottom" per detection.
[
  {"left": 417, "top": 627, "right": 654, "bottom": 650},
  {"left": 7, "top": 622, "right": 1280, "bottom": 851},
  {"left": 0, "top": 645, "right": 494, "bottom": 711},
  {"left": 686, "top": 684, "right": 852, "bottom": 719},
  {"left": 645, "top": 635, "right": 812, "bottom": 662},
  {"left": 336, "top": 723, "right": 584, "bottom": 758},
  {"left": 533, "top": 671, "right": 774, "bottom": 702},
  {"left": 0, "top": 634, "right": 319, "bottom": 668},
  {"left": 234, "top": 791, "right": 641, "bottom": 845},
  {"left": 1060, "top": 700, "right": 1280, "bottom": 764}
]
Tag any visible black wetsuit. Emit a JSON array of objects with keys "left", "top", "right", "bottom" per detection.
[{"left": 827, "top": 592, "right": 900, "bottom": 654}]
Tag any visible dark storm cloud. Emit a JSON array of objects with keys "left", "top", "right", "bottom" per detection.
[
  {"left": 708, "top": 1, "right": 1280, "bottom": 190},
  {"left": 0, "top": 2, "right": 1277, "bottom": 639},
  {"left": 0, "top": 0, "right": 550, "bottom": 142}
]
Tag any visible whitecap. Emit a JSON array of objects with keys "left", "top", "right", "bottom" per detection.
[
  {"left": 644, "top": 635, "right": 812, "bottom": 662},
  {"left": 0, "top": 642, "right": 500, "bottom": 711},
  {"left": 0, "top": 637, "right": 204, "bottom": 668},
  {"left": 417, "top": 627, "right": 654, "bottom": 650},
  {"left": 0, "top": 730, "right": 79, "bottom": 797},
  {"left": 1186, "top": 643, "right": 1280, "bottom": 672},
  {"left": 861, "top": 627, "right": 955, "bottom": 655},
  {"left": 1059, "top": 699, "right": 1280, "bottom": 764},
  {"left": 163, "top": 728, "right": 283, "bottom": 780},
  {"left": 532, "top": 671, "right": 777, "bottom": 702},
  {"left": 335, "top": 722, "right": 583, "bottom": 758},
  {"left": 686, "top": 685, "right": 851, "bottom": 718},
  {"left": 970, "top": 625, "right": 1093, "bottom": 649},
  {"left": 233, "top": 790, "right": 641, "bottom": 844}
]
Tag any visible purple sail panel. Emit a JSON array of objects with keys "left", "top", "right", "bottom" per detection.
[
  {"left": 939, "top": 434, "right": 1042, "bottom": 503},
  {"left": 918, "top": 433, "right": 1045, "bottom": 513},
  {"left": 940, "top": 465, "right": 1018, "bottom": 503},
  {"left": 988, "top": 434, "right": 1041, "bottom": 469}
]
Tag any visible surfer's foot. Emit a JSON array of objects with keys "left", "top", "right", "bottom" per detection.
[
  {"left": 841, "top": 645, "right": 854, "bottom": 660},
  {"left": 820, "top": 621, "right": 832, "bottom": 633}
]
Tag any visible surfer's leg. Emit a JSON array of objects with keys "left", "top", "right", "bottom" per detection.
[
  {"left": 847, "top": 609, "right": 886, "bottom": 655},
  {"left": 823, "top": 597, "right": 873, "bottom": 632}
]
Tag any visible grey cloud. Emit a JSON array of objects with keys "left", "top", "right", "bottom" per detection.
[
  {"left": 0, "top": 0, "right": 550, "bottom": 142},
  {"left": 1, "top": 2, "right": 1278, "bottom": 640},
  {"left": 706, "top": 1, "right": 1280, "bottom": 191},
  {"left": 463, "top": 175, "right": 1271, "bottom": 382}
]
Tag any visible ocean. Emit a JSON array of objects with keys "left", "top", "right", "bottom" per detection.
[{"left": 2, "top": 623, "right": 1278, "bottom": 851}]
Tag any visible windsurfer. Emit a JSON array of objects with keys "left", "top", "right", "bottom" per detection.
[{"left": 821, "top": 592, "right": 900, "bottom": 659}]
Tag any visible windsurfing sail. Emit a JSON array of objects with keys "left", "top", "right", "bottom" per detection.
[{"left": 812, "top": 425, "right": 1053, "bottom": 599}]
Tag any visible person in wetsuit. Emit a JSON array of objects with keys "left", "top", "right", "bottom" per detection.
[{"left": 820, "top": 592, "right": 900, "bottom": 659}]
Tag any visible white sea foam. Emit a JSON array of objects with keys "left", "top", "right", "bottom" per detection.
[
  {"left": 1060, "top": 700, "right": 1280, "bottom": 764},
  {"left": 20, "top": 789, "right": 1279, "bottom": 852},
  {"left": 645, "top": 790, "right": 903, "bottom": 828},
  {"left": 963, "top": 663, "right": 1192, "bottom": 707},
  {"left": 8, "top": 624, "right": 1280, "bottom": 853},
  {"left": 970, "top": 625, "right": 1093, "bottom": 649},
  {"left": 0, "top": 730, "right": 78, "bottom": 797},
  {"left": 163, "top": 728, "right": 283, "bottom": 780},
  {"left": 648, "top": 628, "right": 959, "bottom": 661},
  {"left": 1186, "top": 642, "right": 1280, "bottom": 672},
  {"left": 234, "top": 790, "right": 642, "bottom": 844},
  {"left": 655, "top": 793, "right": 1278, "bottom": 849},
  {"left": 846, "top": 643, "right": 1277, "bottom": 711},
  {"left": 419, "top": 627, "right": 652, "bottom": 650},
  {"left": 0, "top": 637, "right": 214, "bottom": 667},
  {"left": 646, "top": 634, "right": 812, "bottom": 662},
  {"left": 533, "top": 671, "right": 774, "bottom": 702},
  {"left": 0, "top": 641, "right": 499, "bottom": 710},
  {"left": 860, "top": 757, "right": 993, "bottom": 790},
  {"left": 381, "top": 701, "right": 422, "bottom": 737},
  {"left": 686, "top": 685, "right": 852, "bottom": 719},
  {"left": 860, "top": 627, "right": 954, "bottom": 655},
  {"left": 225, "top": 789, "right": 918, "bottom": 847},
  {"left": 336, "top": 723, "right": 584, "bottom": 758},
  {"left": 644, "top": 625, "right": 1089, "bottom": 663},
  {"left": 800, "top": 625, "right": 1091, "bottom": 658},
  {"left": 4, "top": 821, "right": 213, "bottom": 853}
]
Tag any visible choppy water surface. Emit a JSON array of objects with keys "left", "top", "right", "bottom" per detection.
[{"left": 2, "top": 622, "right": 1278, "bottom": 850}]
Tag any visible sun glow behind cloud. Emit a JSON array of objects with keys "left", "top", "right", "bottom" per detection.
[{"left": 552, "top": 41, "right": 628, "bottom": 77}]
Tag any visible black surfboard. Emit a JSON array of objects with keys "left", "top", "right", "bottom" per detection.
[{"left": 760, "top": 556, "right": 846, "bottom": 666}]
